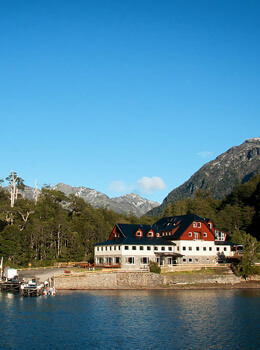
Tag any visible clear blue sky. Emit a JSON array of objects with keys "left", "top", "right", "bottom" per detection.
[{"left": 0, "top": 0, "right": 259, "bottom": 203}]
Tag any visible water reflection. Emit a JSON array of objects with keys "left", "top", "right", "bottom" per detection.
[{"left": 0, "top": 289, "right": 259, "bottom": 349}]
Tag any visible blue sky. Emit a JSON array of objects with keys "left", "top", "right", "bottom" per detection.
[{"left": 0, "top": 0, "right": 259, "bottom": 203}]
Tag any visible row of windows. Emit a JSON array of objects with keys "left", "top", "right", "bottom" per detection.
[
  {"left": 188, "top": 232, "right": 207, "bottom": 238},
  {"left": 182, "top": 257, "right": 210, "bottom": 263},
  {"left": 96, "top": 245, "right": 173, "bottom": 252},
  {"left": 125, "top": 246, "right": 173, "bottom": 251},
  {"left": 193, "top": 222, "right": 212, "bottom": 229},
  {"left": 179, "top": 246, "right": 228, "bottom": 252},
  {"left": 215, "top": 230, "right": 226, "bottom": 241},
  {"left": 96, "top": 246, "right": 121, "bottom": 252},
  {"left": 126, "top": 257, "right": 150, "bottom": 264}
]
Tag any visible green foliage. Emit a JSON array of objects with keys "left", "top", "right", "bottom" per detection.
[
  {"left": 147, "top": 175, "right": 260, "bottom": 242},
  {"left": 0, "top": 180, "right": 147, "bottom": 266},
  {"left": 149, "top": 261, "right": 161, "bottom": 274},
  {"left": 237, "top": 233, "right": 260, "bottom": 278}
]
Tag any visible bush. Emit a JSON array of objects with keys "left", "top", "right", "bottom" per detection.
[{"left": 149, "top": 261, "right": 161, "bottom": 274}]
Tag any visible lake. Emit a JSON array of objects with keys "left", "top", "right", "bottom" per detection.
[{"left": 0, "top": 289, "right": 260, "bottom": 350}]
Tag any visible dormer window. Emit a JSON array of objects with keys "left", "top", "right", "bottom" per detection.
[
  {"left": 209, "top": 223, "right": 212, "bottom": 228},
  {"left": 193, "top": 222, "right": 197, "bottom": 228},
  {"left": 198, "top": 222, "right": 201, "bottom": 228},
  {"left": 147, "top": 230, "right": 154, "bottom": 237},
  {"left": 156, "top": 233, "right": 160, "bottom": 237},
  {"left": 136, "top": 230, "right": 143, "bottom": 237}
]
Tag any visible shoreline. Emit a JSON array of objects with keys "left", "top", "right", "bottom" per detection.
[{"left": 56, "top": 281, "right": 260, "bottom": 291}]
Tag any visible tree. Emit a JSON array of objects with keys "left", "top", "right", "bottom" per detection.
[{"left": 237, "top": 233, "right": 260, "bottom": 279}]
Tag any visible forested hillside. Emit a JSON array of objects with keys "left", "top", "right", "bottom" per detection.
[
  {"left": 149, "top": 138, "right": 260, "bottom": 217},
  {"left": 160, "top": 174, "right": 260, "bottom": 242},
  {"left": 1, "top": 173, "right": 259, "bottom": 267},
  {"left": 0, "top": 183, "right": 154, "bottom": 267}
]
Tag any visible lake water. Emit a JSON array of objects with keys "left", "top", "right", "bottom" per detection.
[{"left": 0, "top": 289, "right": 260, "bottom": 350}]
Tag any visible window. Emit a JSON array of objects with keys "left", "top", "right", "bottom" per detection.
[
  {"left": 118, "top": 246, "right": 121, "bottom": 250},
  {"left": 195, "top": 258, "right": 199, "bottom": 263},
  {"left": 114, "top": 246, "right": 117, "bottom": 250},
  {"left": 101, "top": 247, "right": 103, "bottom": 251},
  {"left": 206, "top": 258, "right": 209, "bottom": 262},
  {"left": 189, "top": 247, "right": 192, "bottom": 251},
  {"left": 110, "top": 246, "right": 112, "bottom": 250},
  {"left": 193, "top": 222, "right": 197, "bottom": 228},
  {"left": 140, "top": 246, "right": 144, "bottom": 251},
  {"left": 196, "top": 247, "right": 200, "bottom": 251},
  {"left": 209, "top": 247, "right": 212, "bottom": 251},
  {"left": 182, "top": 258, "right": 187, "bottom": 263},
  {"left": 183, "top": 246, "right": 186, "bottom": 251},
  {"left": 188, "top": 258, "right": 193, "bottom": 263},
  {"left": 161, "top": 247, "right": 165, "bottom": 251},
  {"left": 209, "top": 223, "right": 212, "bottom": 228},
  {"left": 141, "top": 257, "right": 149, "bottom": 264},
  {"left": 198, "top": 222, "right": 201, "bottom": 228},
  {"left": 203, "top": 247, "right": 206, "bottom": 251},
  {"left": 177, "top": 247, "right": 179, "bottom": 251},
  {"left": 136, "top": 230, "right": 142, "bottom": 237},
  {"left": 97, "top": 247, "right": 99, "bottom": 251},
  {"left": 125, "top": 246, "right": 129, "bottom": 250},
  {"left": 147, "top": 246, "right": 151, "bottom": 251},
  {"left": 115, "top": 257, "right": 120, "bottom": 264},
  {"left": 189, "top": 232, "right": 192, "bottom": 237},
  {"left": 132, "top": 246, "right": 136, "bottom": 250},
  {"left": 216, "top": 247, "right": 220, "bottom": 252},
  {"left": 127, "top": 257, "right": 135, "bottom": 264},
  {"left": 168, "top": 247, "right": 172, "bottom": 251},
  {"left": 105, "top": 247, "right": 108, "bottom": 251},
  {"left": 203, "top": 233, "right": 207, "bottom": 237},
  {"left": 156, "top": 233, "right": 160, "bottom": 237},
  {"left": 224, "top": 247, "right": 227, "bottom": 251},
  {"left": 194, "top": 232, "right": 198, "bottom": 240},
  {"left": 154, "top": 247, "right": 158, "bottom": 251},
  {"left": 147, "top": 231, "right": 154, "bottom": 237}
]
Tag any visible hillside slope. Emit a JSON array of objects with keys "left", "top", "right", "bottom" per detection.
[{"left": 148, "top": 138, "right": 260, "bottom": 216}]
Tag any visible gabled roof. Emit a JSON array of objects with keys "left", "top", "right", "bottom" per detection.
[
  {"left": 95, "top": 223, "right": 176, "bottom": 246},
  {"left": 155, "top": 214, "right": 214, "bottom": 240}
]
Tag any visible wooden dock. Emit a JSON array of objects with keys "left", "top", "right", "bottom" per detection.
[
  {"left": 0, "top": 277, "right": 48, "bottom": 297},
  {"left": 0, "top": 281, "right": 20, "bottom": 293}
]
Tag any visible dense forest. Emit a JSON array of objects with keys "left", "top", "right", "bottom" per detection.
[
  {"left": 162, "top": 174, "right": 260, "bottom": 243},
  {"left": 0, "top": 174, "right": 153, "bottom": 267},
  {"left": 0, "top": 173, "right": 259, "bottom": 267}
]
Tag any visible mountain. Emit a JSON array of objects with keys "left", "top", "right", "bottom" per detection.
[
  {"left": 148, "top": 138, "right": 260, "bottom": 216},
  {"left": 52, "top": 183, "right": 159, "bottom": 217},
  {"left": 3, "top": 182, "right": 159, "bottom": 217}
]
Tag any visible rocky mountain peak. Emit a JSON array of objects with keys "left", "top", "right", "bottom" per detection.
[{"left": 148, "top": 138, "right": 260, "bottom": 216}]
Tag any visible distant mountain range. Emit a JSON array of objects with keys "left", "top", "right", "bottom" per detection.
[
  {"left": 3, "top": 138, "right": 260, "bottom": 218},
  {"left": 16, "top": 183, "right": 159, "bottom": 217},
  {"left": 148, "top": 138, "right": 260, "bottom": 216}
]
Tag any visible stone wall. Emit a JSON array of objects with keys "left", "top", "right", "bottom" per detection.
[
  {"left": 54, "top": 271, "right": 242, "bottom": 290},
  {"left": 163, "top": 273, "right": 241, "bottom": 286},
  {"left": 54, "top": 272, "right": 164, "bottom": 290}
]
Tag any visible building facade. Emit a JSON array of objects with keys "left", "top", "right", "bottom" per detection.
[{"left": 94, "top": 214, "right": 238, "bottom": 269}]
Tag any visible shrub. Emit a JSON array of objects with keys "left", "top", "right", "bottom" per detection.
[{"left": 149, "top": 261, "right": 161, "bottom": 274}]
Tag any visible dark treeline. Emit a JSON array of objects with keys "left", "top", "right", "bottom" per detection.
[
  {"left": 1, "top": 174, "right": 259, "bottom": 267},
  {"left": 162, "top": 174, "right": 260, "bottom": 243},
  {"left": 0, "top": 182, "right": 153, "bottom": 266}
]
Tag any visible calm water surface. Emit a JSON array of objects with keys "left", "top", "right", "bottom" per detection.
[{"left": 0, "top": 289, "right": 260, "bottom": 350}]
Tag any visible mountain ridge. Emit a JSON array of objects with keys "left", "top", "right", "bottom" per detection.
[
  {"left": 10, "top": 183, "right": 159, "bottom": 217},
  {"left": 148, "top": 138, "right": 260, "bottom": 216}
]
